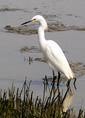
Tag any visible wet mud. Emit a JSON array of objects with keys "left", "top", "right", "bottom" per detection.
[{"left": 4, "top": 22, "right": 85, "bottom": 35}]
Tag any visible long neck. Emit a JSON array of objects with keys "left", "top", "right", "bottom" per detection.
[{"left": 38, "top": 26, "right": 47, "bottom": 50}]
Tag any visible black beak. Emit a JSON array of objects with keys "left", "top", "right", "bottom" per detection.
[{"left": 21, "top": 20, "right": 32, "bottom": 25}]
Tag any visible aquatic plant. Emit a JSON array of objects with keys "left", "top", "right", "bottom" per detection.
[{"left": 0, "top": 74, "right": 84, "bottom": 118}]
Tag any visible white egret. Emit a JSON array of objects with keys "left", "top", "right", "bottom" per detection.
[{"left": 21, "top": 15, "right": 76, "bottom": 88}]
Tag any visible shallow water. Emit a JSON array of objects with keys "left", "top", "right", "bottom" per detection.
[{"left": 0, "top": 0, "right": 85, "bottom": 111}]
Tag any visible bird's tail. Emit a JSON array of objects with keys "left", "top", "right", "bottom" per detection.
[{"left": 64, "top": 66, "right": 75, "bottom": 80}]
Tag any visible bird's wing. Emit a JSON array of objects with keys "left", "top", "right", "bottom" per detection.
[{"left": 45, "top": 40, "right": 70, "bottom": 72}]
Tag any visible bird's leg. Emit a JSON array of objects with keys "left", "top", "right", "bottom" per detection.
[
  {"left": 52, "top": 70, "right": 56, "bottom": 89},
  {"left": 57, "top": 72, "right": 61, "bottom": 88},
  {"left": 52, "top": 70, "right": 55, "bottom": 78},
  {"left": 73, "top": 78, "right": 77, "bottom": 90},
  {"left": 66, "top": 80, "right": 71, "bottom": 89}
]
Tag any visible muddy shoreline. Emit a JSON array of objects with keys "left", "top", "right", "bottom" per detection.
[{"left": 4, "top": 22, "right": 85, "bottom": 35}]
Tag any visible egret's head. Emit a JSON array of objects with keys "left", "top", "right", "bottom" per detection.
[{"left": 21, "top": 15, "right": 48, "bottom": 30}]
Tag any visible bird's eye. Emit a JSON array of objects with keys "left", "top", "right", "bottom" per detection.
[
  {"left": 33, "top": 19, "right": 36, "bottom": 21},
  {"left": 32, "top": 18, "right": 36, "bottom": 22}
]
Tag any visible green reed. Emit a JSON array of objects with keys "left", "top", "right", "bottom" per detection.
[{"left": 0, "top": 74, "right": 84, "bottom": 118}]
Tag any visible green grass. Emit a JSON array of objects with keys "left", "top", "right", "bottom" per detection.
[{"left": 0, "top": 74, "right": 84, "bottom": 118}]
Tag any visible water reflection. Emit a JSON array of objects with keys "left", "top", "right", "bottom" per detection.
[
  {"left": 62, "top": 88, "right": 75, "bottom": 112},
  {"left": 42, "top": 73, "right": 76, "bottom": 113}
]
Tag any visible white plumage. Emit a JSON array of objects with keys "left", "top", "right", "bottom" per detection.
[{"left": 21, "top": 15, "right": 76, "bottom": 86}]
